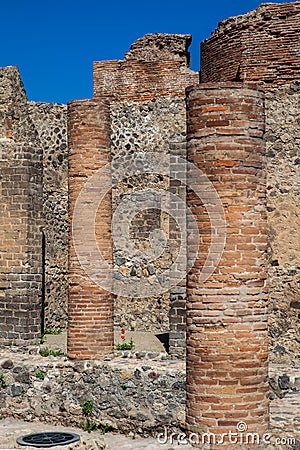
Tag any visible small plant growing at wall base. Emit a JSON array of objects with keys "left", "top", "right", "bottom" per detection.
[
  {"left": 40, "top": 328, "right": 62, "bottom": 344},
  {"left": 115, "top": 329, "right": 134, "bottom": 350},
  {"left": 82, "top": 400, "right": 96, "bottom": 433},
  {"left": 82, "top": 418, "right": 97, "bottom": 433},
  {"left": 43, "top": 328, "right": 62, "bottom": 335},
  {"left": 99, "top": 423, "right": 112, "bottom": 435},
  {"left": 39, "top": 348, "right": 63, "bottom": 357},
  {"left": 82, "top": 400, "right": 93, "bottom": 416},
  {"left": 0, "top": 373, "right": 7, "bottom": 388}
]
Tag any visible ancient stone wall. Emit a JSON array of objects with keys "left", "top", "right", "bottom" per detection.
[
  {"left": 0, "top": 352, "right": 185, "bottom": 434},
  {"left": 1, "top": 3, "right": 299, "bottom": 367},
  {"left": 28, "top": 103, "right": 68, "bottom": 331},
  {"left": 93, "top": 35, "right": 198, "bottom": 347},
  {"left": 0, "top": 67, "right": 43, "bottom": 345},
  {"left": 110, "top": 98, "right": 187, "bottom": 334},
  {"left": 265, "top": 83, "right": 300, "bottom": 364}
]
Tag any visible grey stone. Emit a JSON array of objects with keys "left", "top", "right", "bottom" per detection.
[
  {"left": 147, "top": 265, "right": 155, "bottom": 275},
  {"left": 278, "top": 374, "right": 290, "bottom": 390},
  {"left": 1, "top": 360, "right": 13, "bottom": 369},
  {"left": 114, "top": 272, "right": 123, "bottom": 281},
  {"left": 115, "top": 256, "right": 126, "bottom": 266},
  {"left": 130, "top": 267, "right": 137, "bottom": 276},
  {"left": 8, "top": 384, "right": 23, "bottom": 397},
  {"left": 274, "top": 344, "right": 286, "bottom": 355},
  {"left": 15, "top": 371, "right": 30, "bottom": 384}
]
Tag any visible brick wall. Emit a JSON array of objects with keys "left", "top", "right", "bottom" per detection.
[
  {"left": 168, "top": 140, "right": 188, "bottom": 356},
  {"left": 186, "top": 83, "right": 269, "bottom": 441},
  {"left": 68, "top": 99, "right": 114, "bottom": 359},
  {"left": 201, "top": 2, "right": 300, "bottom": 85},
  {"left": 94, "top": 33, "right": 198, "bottom": 102},
  {"left": 200, "top": 1, "right": 300, "bottom": 364}
]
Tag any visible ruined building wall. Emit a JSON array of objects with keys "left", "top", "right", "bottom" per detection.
[
  {"left": 200, "top": 1, "right": 300, "bottom": 363},
  {"left": 1, "top": 1, "right": 299, "bottom": 360},
  {"left": 93, "top": 34, "right": 198, "bottom": 337},
  {"left": 201, "top": 2, "right": 300, "bottom": 85},
  {"left": 0, "top": 67, "right": 43, "bottom": 345},
  {"left": 265, "top": 84, "right": 300, "bottom": 363},
  {"left": 28, "top": 103, "right": 68, "bottom": 330},
  {"left": 94, "top": 34, "right": 197, "bottom": 101},
  {"left": 0, "top": 66, "right": 68, "bottom": 341}
]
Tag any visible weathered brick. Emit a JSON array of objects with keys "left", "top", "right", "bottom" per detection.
[
  {"left": 186, "top": 84, "right": 269, "bottom": 438},
  {"left": 68, "top": 99, "right": 114, "bottom": 360}
]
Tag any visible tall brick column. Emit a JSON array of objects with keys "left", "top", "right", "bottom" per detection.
[
  {"left": 68, "top": 99, "right": 114, "bottom": 359},
  {"left": 186, "top": 83, "right": 269, "bottom": 445},
  {"left": 0, "top": 66, "right": 43, "bottom": 346}
]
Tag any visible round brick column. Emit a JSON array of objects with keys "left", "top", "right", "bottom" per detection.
[
  {"left": 68, "top": 99, "right": 114, "bottom": 359},
  {"left": 186, "top": 83, "right": 269, "bottom": 446}
]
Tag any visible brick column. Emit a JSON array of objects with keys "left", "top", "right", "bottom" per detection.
[
  {"left": 0, "top": 151, "right": 42, "bottom": 345},
  {"left": 68, "top": 99, "right": 114, "bottom": 359},
  {"left": 186, "top": 83, "right": 269, "bottom": 445}
]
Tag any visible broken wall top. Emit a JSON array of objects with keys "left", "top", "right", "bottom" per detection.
[{"left": 93, "top": 33, "right": 198, "bottom": 102}]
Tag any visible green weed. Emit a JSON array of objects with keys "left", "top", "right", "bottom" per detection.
[
  {"left": 0, "top": 373, "right": 7, "bottom": 388},
  {"left": 116, "top": 338, "right": 134, "bottom": 351},
  {"left": 39, "top": 348, "right": 63, "bottom": 357},
  {"left": 35, "top": 371, "right": 45, "bottom": 380}
]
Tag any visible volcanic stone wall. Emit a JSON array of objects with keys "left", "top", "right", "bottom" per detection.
[
  {"left": 94, "top": 34, "right": 198, "bottom": 344},
  {"left": 28, "top": 103, "right": 68, "bottom": 331},
  {"left": 265, "top": 83, "right": 300, "bottom": 364},
  {"left": 0, "top": 67, "right": 43, "bottom": 345},
  {"left": 110, "top": 98, "right": 187, "bottom": 335}
]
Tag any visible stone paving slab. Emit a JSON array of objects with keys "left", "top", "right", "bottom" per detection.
[
  {"left": 0, "top": 419, "right": 193, "bottom": 450},
  {"left": 44, "top": 331, "right": 167, "bottom": 354},
  {"left": 0, "top": 417, "right": 299, "bottom": 450}
]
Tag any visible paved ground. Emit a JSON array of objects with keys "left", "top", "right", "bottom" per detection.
[
  {"left": 44, "top": 330, "right": 166, "bottom": 354},
  {"left": 0, "top": 418, "right": 193, "bottom": 450},
  {"left": 0, "top": 415, "right": 299, "bottom": 450}
]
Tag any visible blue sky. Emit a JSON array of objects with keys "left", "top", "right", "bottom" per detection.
[{"left": 0, "top": 0, "right": 290, "bottom": 104}]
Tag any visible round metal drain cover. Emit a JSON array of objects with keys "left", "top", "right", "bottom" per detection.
[{"left": 17, "top": 432, "right": 80, "bottom": 447}]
